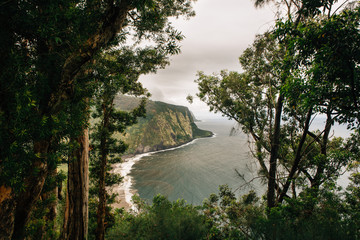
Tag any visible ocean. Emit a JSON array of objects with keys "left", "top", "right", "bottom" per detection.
[{"left": 113, "top": 119, "right": 265, "bottom": 208}]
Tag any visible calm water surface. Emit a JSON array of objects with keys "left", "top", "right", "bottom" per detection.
[{"left": 129, "top": 119, "right": 265, "bottom": 205}]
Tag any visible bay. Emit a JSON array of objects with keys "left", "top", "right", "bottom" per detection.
[{"left": 128, "top": 119, "right": 265, "bottom": 205}]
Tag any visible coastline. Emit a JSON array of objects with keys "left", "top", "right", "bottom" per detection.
[
  {"left": 111, "top": 152, "right": 152, "bottom": 211},
  {"left": 111, "top": 134, "right": 215, "bottom": 211}
]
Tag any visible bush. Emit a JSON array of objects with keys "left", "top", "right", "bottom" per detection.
[
  {"left": 106, "top": 195, "right": 208, "bottom": 240},
  {"left": 105, "top": 181, "right": 360, "bottom": 240}
]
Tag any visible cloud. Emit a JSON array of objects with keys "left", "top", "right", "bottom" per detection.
[
  {"left": 139, "top": 0, "right": 275, "bottom": 120},
  {"left": 146, "top": 86, "right": 166, "bottom": 101}
]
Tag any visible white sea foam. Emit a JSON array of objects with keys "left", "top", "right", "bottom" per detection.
[
  {"left": 112, "top": 152, "right": 151, "bottom": 210},
  {"left": 112, "top": 137, "right": 212, "bottom": 210}
]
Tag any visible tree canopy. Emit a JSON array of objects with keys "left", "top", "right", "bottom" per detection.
[
  {"left": 0, "top": 0, "right": 196, "bottom": 238},
  {"left": 195, "top": 0, "right": 360, "bottom": 210}
]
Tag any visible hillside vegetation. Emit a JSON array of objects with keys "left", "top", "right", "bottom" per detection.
[{"left": 114, "top": 95, "right": 213, "bottom": 154}]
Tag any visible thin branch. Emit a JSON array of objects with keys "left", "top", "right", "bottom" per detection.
[
  {"left": 331, "top": 0, "right": 350, "bottom": 17},
  {"left": 278, "top": 107, "right": 313, "bottom": 204},
  {"left": 234, "top": 169, "right": 264, "bottom": 192},
  {"left": 0, "top": 0, "right": 14, "bottom": 7}
]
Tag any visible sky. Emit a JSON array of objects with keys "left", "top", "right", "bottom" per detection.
[{"left": 139, "top": 0, "right": 277, "bottom": 120}]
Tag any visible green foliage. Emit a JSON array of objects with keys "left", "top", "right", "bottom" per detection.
[
  {"left": 106, "top": 195, "right": 208, "bottom": 240},
  {"left": 0, "top": 0, "right": 196, "bottom": 237},
  {"left": 202, "top": 185, "right": 265, "bottom": 240},
  {"left": 26, "top": 193, "right": 58, "bottom": 240},
  {"left": 88, "top": 46, "right": 166, "bottom": 238},
  {"left": 277, "top": 6, "right": 360, "bottom": 127},
  {"left": 195, "top": 1, "right": 360, "bottom": 210},
  {"left": 0, "top": 0, "right": 101, "bottom": 192},
  {"left": 201, "top": 181, "right": 360, "bottom": 240},
  {"left": 0, "top": 0, "right": 196, "bottom": 192},
  {"left": 261, "top": 184, "right": 360, "bottom": 240},
  {"left": 191, "top": 122, "right": 213, "bottom": 138},
  {"left": 88, "top": 197, "right": 117, "bottom": 240},
  {"left": 196, "top": 32, "right": 282, "bottom": 140},
  {"left": 108, "top": 185, "right": 358, "bottom": 240}
]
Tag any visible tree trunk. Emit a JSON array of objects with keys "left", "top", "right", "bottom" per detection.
[
  {"left": 0, "top": 186, "right": 15, "bottom": 240},
  {"left": 12, "top": 141, "right": 50, "bottom": 240},
  {"left": 267, "top": 93, "right": 284, "bottom": 210},
  {"left": 278, "top": 107, "right": 313, "bottom": 204},
  {"left": 95, "top": 150, "right": 107, "bottom": 240},
  {"left": 95, "top": 102, "right": 111, "bottom": 240},
  {"left": 61, "top": 128, "right": 89, "bottom": 240},
  {"left": 265, "top": 4, "right": 305, "bottom": 210},
  {"left": 266, "top": 12, "right": 303, "bottom": 211},
  {"left": 311, "top": 109, "right": 332, "bottom": 189},
  {"left": 42, "top": 168, "right": 58, "bottom": 238}
]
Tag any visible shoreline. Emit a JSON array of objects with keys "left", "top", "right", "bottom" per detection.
[
  {"left": 111, "top": 135, "right": 216, "bottom": 211},
  {"left": 111, "top": 152, "right": 152, "bottom": 211}
]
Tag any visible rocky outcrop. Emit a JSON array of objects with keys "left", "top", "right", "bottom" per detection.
[{"left": 114, "top": 95, "right": 213, "bottom": 154}]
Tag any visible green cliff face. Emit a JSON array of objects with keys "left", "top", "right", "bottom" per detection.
[{"left": 114, "top": 95, "right": 213, "bottom": 154}]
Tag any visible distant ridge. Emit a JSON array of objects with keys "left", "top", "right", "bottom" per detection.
[{"left": 114, "top": 95, "right": 213, "bottom": 154}]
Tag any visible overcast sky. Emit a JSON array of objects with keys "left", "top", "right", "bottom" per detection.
[{"left": 139, "top": 0, "right": 277, "bottom": 120}]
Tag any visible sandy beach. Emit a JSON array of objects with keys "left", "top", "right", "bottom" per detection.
[
  {"left": 109, "top": 154, "right": 145, "bottom": 212},
  {"left": 110, "top": 185, "right": 131, "bottom": 211}
]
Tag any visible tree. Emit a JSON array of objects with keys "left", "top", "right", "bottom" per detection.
[
  {"left": 90, "top": 89, "right": 145, "bottom": 240},
  {"left": 106, "top": 195, "right": 208, "bottom": 240},
  {"left": 195, "top": 32, "right": 290, "bottom": 210},
  {"left": 275, "top": 2, "right": 360, "bottom": 201},
  {"left": 63, "top": 2, "right": 192, "bottom": 239},
  {"left": 88, "top": 46, "right": 170, "bottom": 240},
  {"left": 0, "top": 0, "right": 195, "bottom": 239},
  {"left": 195, "top": 0, "right": 359, "bottom": 211}
]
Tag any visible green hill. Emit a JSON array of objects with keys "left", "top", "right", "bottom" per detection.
[{"left": 114, "top": 95, "right": 213, "bottom": 154}]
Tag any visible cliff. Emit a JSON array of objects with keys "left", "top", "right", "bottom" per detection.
[{"left": 114, "top": 95, "right": 213, "bottom": 154}]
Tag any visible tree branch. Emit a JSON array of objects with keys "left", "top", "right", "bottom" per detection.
[
  {"left": 48, "top": 1, "right": 133, "bottom": 113},
  {"left": 278, "top": 106, "right": 313, "bottom": 204}
]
